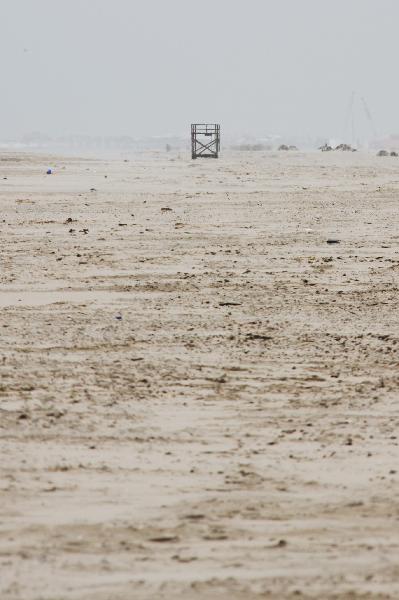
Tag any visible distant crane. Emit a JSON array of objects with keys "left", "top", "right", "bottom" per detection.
[
  {"left": 361, "top": 96, "right": 378, "bottom": 140},
  {"left": 344, "top": 92, "right": 356, "bottom": 147},
  {"left": 343, "top": 92, "right": 378, "bottom": 147}
]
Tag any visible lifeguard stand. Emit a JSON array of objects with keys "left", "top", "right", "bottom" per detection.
[{"left": 191, "top": 124, "right": 220, "bottom": 159}]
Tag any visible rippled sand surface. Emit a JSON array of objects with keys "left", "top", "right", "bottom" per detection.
[{"left": 1, "top": 150, "right": 399, "bottom": 600}]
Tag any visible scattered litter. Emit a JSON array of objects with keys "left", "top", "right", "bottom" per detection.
[
  {"left": 46, "top": 169, "right": 52, "bottom": 175},
  {"left": 149, "top": 536, "right": 179, "bottom": 543},
  {"left": 246, "top": 333, "right": 273, "bottom": 341},
  {"left": 273, "top": 539, "right": 287, "bottom": 548},
  {"left": 326, "top": 239, "right": 340, "bottom": 244},
  {"left": 219, "top": 301, "right": 242, "bottom": 307}
]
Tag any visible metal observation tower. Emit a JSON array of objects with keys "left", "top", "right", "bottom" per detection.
[{"left": 191, "top": 124, "right": 221, "bottom": 159}]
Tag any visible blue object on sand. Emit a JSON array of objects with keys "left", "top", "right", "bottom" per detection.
[{"left": 47, "top": 169, "right": 52, "bottom": 175}]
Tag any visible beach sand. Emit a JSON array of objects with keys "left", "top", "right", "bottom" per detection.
[{"left": 1, "top": 150, "right": 399, "bottom": 599}]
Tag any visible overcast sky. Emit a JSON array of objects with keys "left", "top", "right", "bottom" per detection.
[{"left": 1, "top": 0, "right": 398, "bottom": 141}]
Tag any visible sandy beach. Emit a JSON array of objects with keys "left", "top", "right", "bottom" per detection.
[{"left": 1, "top": 149, "right": 399, "bottom": 599}]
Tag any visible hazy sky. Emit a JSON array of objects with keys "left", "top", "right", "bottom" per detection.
[{"left": 1, "top": 0, "right": 398, "bottom": 140}]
